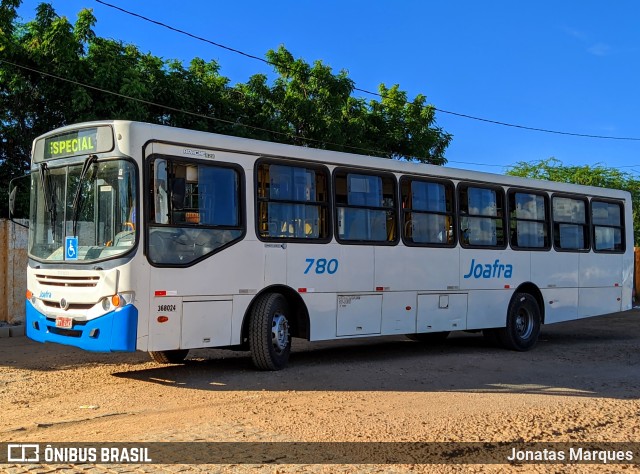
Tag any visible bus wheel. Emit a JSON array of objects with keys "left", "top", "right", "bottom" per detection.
[
  {"left": 249, "top": 293, "right": 291, "bottom": 371},
  {"left": 406, "top": 332, "right": 450, "bottom": 343},
  {"left": 498, "top": 293, "right": 541, "bottom": 351},
  {"left": 149, "top": 349, "right": 189, "bottom": 364}
]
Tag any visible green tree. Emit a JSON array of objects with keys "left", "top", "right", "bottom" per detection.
[
  {"left": 1, "top": 2, "right": 99, "bottom": 205},
  {"left": 507, "top": 157, "right": 640, "bottom": 245},
  {"left": 233, "top": 46, "right": 451, "bottom": 163},
  {"left": 0, "top": 2, "right": 452, "bottom": 217}
]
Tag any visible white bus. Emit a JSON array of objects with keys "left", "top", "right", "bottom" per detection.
[{"left": 14, "top": 120, "right": 634, "bottom": 370}]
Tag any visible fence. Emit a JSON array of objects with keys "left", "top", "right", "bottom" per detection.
[{"left": 0, "top": 219, "right": 28, "bottom": 323}]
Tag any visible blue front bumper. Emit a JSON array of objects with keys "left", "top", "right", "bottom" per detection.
[{"left": 26, "top": 300, "right": 138, "bottom": 352}]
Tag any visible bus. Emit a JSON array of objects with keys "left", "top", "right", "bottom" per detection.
[{"left": 12, "top": 120, "right": 634, "bottom": 370}]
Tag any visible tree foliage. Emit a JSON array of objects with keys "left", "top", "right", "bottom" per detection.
[
  {"left": 507, "top": 157, "right": 640, "bottom": 245},
  {"left": 0, "top": 1, "right": 452, "bottom": 216}
]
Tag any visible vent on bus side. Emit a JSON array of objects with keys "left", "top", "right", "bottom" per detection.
[{"left": 35, "top": 274, "right": 100, "bottom": 288}]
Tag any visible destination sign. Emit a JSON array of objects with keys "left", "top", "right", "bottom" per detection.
[{"left": 36, "top": 126, "right": 114, "bottom": 161}]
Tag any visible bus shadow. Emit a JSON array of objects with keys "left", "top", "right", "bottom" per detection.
[
  {"left": 0, "top": 336, "right": 152, "bottom": 372},
  {"left": 113, "top": 313, "right": 640, "bottom": 400}
]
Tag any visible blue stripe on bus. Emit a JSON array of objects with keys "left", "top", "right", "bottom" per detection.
[{"left": 26, "top": 300, "right": 138, "bottom": 352}]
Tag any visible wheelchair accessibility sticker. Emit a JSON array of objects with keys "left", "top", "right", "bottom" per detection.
[{"left": 65, "top": 236, "right": 78, "bottom": 260}]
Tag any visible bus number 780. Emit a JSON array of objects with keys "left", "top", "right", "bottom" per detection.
[{"left": 304, "top": 258, "right": 339, "bottom": 275}]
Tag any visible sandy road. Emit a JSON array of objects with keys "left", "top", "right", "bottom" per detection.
[{"left": 0, "top": 310, "right": 639, "bottom": 472}]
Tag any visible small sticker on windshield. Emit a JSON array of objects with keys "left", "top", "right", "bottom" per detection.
[{"left": 65, "top": 236, "right": 78, "bottom": 260}]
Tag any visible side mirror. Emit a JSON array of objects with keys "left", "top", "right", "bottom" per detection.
[
  {"left": 9, "top": 186, "right": 17, "bottom": 215},
  {"left": 9, "top": 174, "right": 31, "bottom": 228}
]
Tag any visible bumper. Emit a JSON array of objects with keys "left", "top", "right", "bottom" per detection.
[{"left": 26, "top": 300, "right": 138, "bottom": 352}]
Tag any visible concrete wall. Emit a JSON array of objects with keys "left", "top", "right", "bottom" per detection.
[{"left": 0, "top": 219, "right": 28, "bottom": 323}]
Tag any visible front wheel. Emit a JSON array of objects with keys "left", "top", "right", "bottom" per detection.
[
  {"left": 497, "top": 293, "right": 541, "bottom": 351},
  {"left": 249, "top": 293, "right": 291, "bottom": 370}
]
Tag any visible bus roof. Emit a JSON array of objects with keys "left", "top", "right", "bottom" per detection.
[{"left": 34, "top": 120, "right": 631, "bottom": 202}]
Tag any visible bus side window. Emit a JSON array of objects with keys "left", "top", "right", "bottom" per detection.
[
  {"left": 335, "top": 170, "right": 397, "bottom": 244},
  {"left": 552, "top": 196, "right": 589, "bottom": 251},
  {"left": 401, "top": 177, "right": 454, "bottom": 246},
  {"left": 148, "top": 156, "right": 244, "bottom": 266},
  {"left": 592, "top": 200, "right": 624, "bottom": 252},
  {"left": 459, "top": 184, "right": 505, "bottom": 248},
  {"left": 256, "top": 162, "right": 329, "bottom": 241},
  {"left": 508, "top": 191, "right": 549, "bottom": 250},
  {"left": 153, "top": 159, "right": 169, "bottom": 224}
]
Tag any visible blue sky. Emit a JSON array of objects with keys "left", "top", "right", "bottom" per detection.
[{"left": 16, "top": 0, "right": 640, "bottom": 175}]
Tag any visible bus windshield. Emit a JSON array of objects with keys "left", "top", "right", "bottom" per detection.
[{"left": 29, "top": 158, "right": 137, "bottom": 262}]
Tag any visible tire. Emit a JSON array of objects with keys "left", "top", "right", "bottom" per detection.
[
  {"left": 149, "top": 349, "right": 189, "bottom": 364},
  {"left": 497, "top": 292, "right": 541, "bottom": 351},
  {"left": 249, "top": 293, "right": 291, "bottom": 370},
  {"left": 406, "top": 331, "right": 450, "bottom": 343}
]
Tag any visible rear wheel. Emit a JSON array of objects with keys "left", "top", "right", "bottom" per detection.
[
  {"left": 249, "top": 293, "right": 291, "bottom": 370},
  {"left": 406, "top": 331, "right": 450, "bottom": 343},
  {"left": 497, "top": 292, "right": 541, "bottom": 351},
  {"left": 149, "top": 349, "right": 189, "bottom": 364}
]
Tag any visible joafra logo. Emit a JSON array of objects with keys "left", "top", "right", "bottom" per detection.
[{"left": 463, "top": 258, "right": 513, "bottom": 279}]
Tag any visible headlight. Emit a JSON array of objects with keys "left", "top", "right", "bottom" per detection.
[
  {"left": 102, "top": 292, "right": 135, "bottom": 311},
  {"left": 26, "top": 290, "right": 36, "bottom": 305}
]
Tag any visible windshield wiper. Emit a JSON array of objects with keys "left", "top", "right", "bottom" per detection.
[
  {"left": 38, "top": 162, "right": 56, "bottom": 229},
  {"left": 71, "top": 154, "right": 97, "bottom": 237}
]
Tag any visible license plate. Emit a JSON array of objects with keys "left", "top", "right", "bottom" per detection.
[{"left": 55, "top": 316, "right": 73, "bottom": 329}]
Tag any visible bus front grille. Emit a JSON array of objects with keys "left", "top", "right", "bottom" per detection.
[
  {"left": 42, "top": 300, "right": 95, "bottom": 311},
  {"left": 35, "top": 274, "right": 100, "bottom": 288}
]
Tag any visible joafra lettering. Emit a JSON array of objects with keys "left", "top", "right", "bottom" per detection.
[{"left": 463, "top": 258, "right": 513, "bottom": 279}]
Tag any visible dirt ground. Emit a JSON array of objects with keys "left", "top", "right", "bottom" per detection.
[{"left": 1, "top": 310, "right": 639, "bottom": 473}]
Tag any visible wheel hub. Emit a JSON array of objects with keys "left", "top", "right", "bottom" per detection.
[
  {"left": 515, "top": 309, "right": 533, "bottom": 339},
  {"left": 272, "top": 313, "right": 289, "bottom": 353}
]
